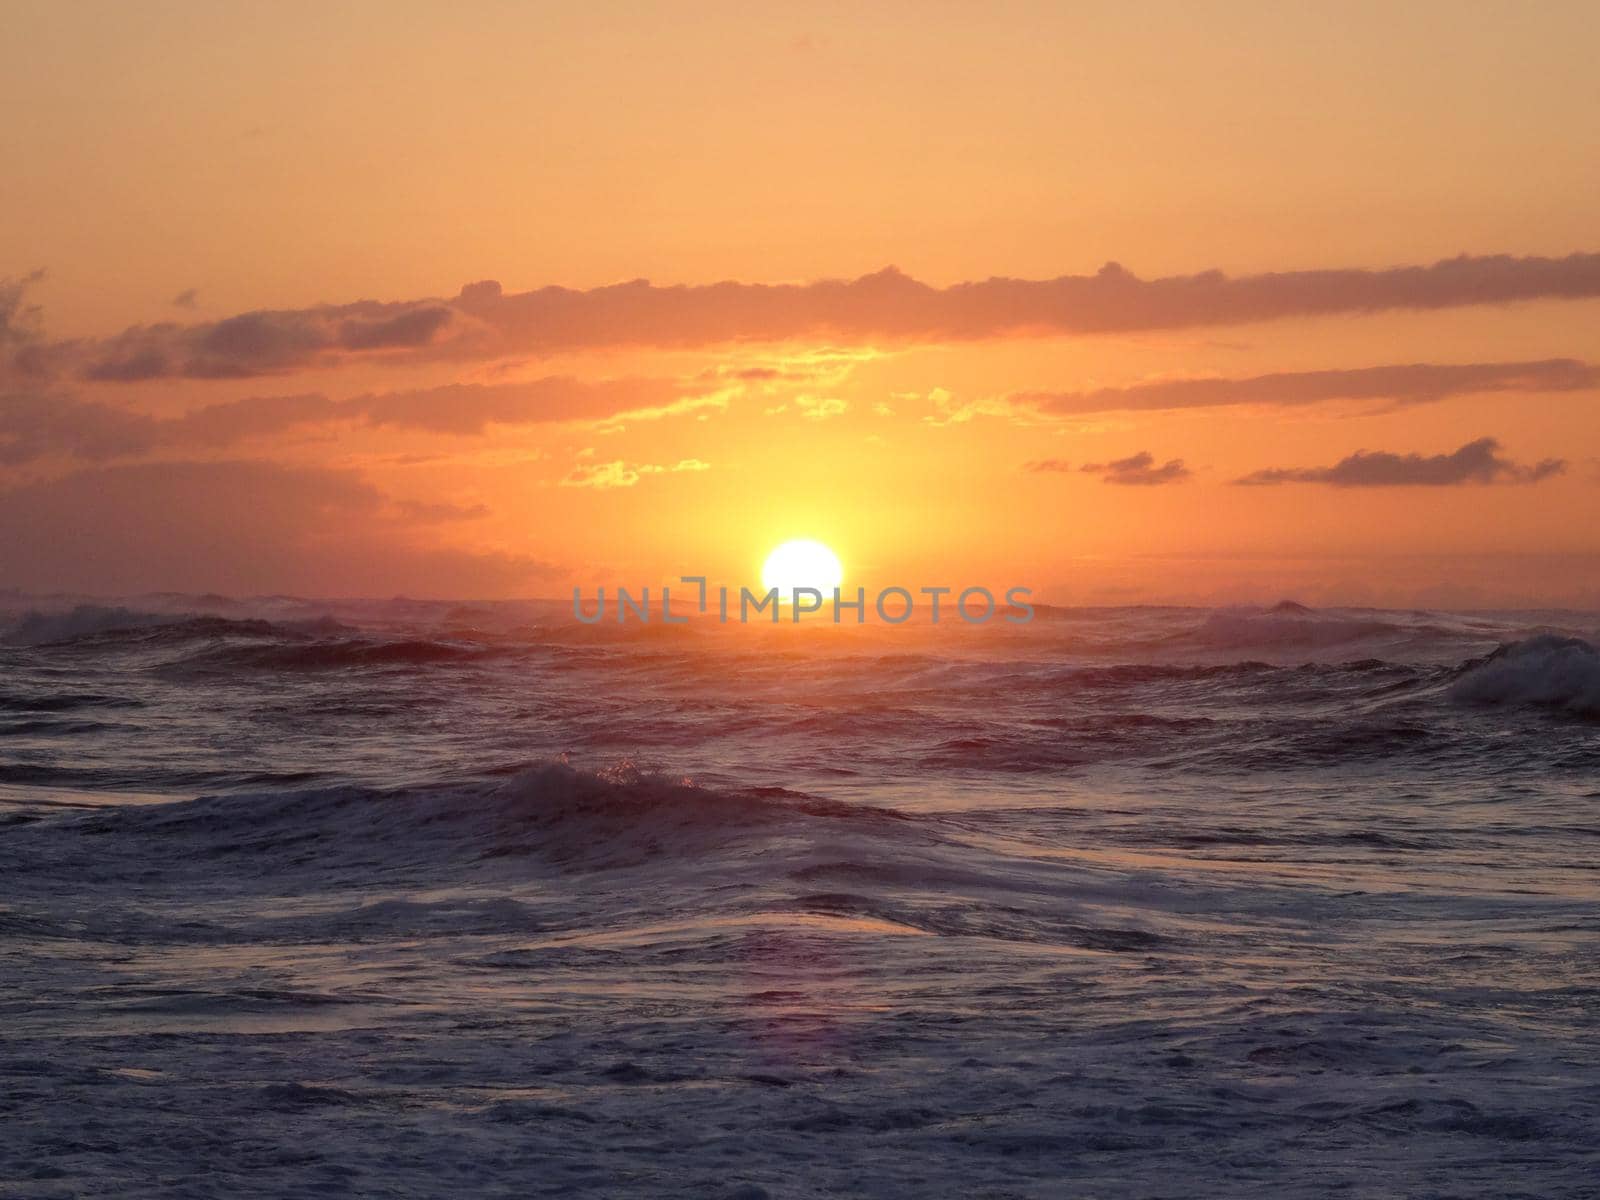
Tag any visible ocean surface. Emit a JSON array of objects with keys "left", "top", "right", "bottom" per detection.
[{"left": 3, "top": 596, "right": 1599, "bottom": 1198}]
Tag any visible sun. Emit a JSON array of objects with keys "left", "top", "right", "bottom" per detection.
[{"left": 762, "top": 539, "right": 843, "bottom": 597}]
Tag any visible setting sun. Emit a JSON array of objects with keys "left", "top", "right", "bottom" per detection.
[{"left": 761, "top": 539, "right": 844, "bottom": 597}]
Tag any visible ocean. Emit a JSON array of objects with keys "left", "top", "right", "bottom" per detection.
[{"left": 3, "top": 597, "right": 1598, "bottom": 1197}]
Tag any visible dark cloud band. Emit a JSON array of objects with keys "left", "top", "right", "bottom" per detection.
[
  {"left": 1236, "top": 437, "right": 1565, "bottom": 487},
  {"left": 8, "top": 251, "right": 1600, "bottom": 383},
  {"left": 1012, "top": 359, "right": 1600, "bottom": 416}
]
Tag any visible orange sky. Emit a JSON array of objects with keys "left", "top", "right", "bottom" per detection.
[{"left": 3, "top": 0, "right": 1598, "bottom": 606}]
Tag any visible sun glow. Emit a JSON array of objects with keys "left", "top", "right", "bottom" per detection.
[{"left": 761, "top": 539, "right": 844, "bottom": 597}]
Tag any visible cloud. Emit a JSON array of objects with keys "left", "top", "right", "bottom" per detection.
[
  {"left": 1012, "top": 358, "right": 1600, "bottom": 417},
  {"left": 0, "top": 392, "right": 167, "bottom": 465},
  {"left": 167, "top": 392, "right": 340, "bottom": 446},
  {"left": 795, "top": 394, "right": 848, "bottom": 420},
  {"left": 914, "top": 386, "right": 1020, "bottom": 427},
  {"left": 1081, "top": 451, "right": 1192, "bottom": 485},
  {"left": 392, "top": 498, "right": 490, "bottom": 523},
  {"left": 353, "top": 377, "right": 712, "bottom": 434},
  {"left": 1, "top": 271, "right": 46, "bottom": 354},
  {"left": 0, "top": 377, "right": 712, "bottom": 466},
  {"left": 1023, "top": 458, "right": 1073, "bottom": 472},
  {"left": 1236, "top": 437, "right": 1566, "bottom": 486},
  {"left": 337, "top": 306, "right": 453, "bottom": 352},
  {"left": 712, "top": 357, "right": 858, "bottom": 385},
  {"left": 443, "top": 253, "right": 1600, "bottom": 350},
  {"left": 172, "top": 288, "right": 199, "bottom": 309},
  {"left": 0, "top": 460, "right": 557, "bottom": 595},
  {"left": 17, "top": 252, "right": 1600, "bottom": 382},
  {"left": 69, "top": 302, "right": 457, "bottom": 382},
  {"left": 559, "top": 458, "right": 711, "bottom": 489},
  {"left": 559, "top": 461, "right": 642, "bottom": 489}
]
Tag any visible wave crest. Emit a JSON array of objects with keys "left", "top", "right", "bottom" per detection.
[
  {"left": 1180, "top": 608, "right": 1404, "bottom": 651},
  {"left": 166, "top": 637, "right": 490, "bottom": 673},
  {"left": 1449, "top": 636, "right": 1600, "bottom": 718},
  {"left": 78, "top": 761, "right": 912, "bottom": 873},
  {"left": 5, "top": 605, "right": 353, "bottom": 648},
  {"left": 5, "top": 605, "right": 181, "bottom": 645}
]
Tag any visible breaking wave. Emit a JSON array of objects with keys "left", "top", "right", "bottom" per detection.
[
  {"left": 165, "top": 637, "right": 497, "bottom": 673},
  {"left": 5, "top": 606, "right": 354, "bottom": 649},
  {"left": 1177, "top": 606, "right": 1408, "bottom": 651},
  {"left": 72, "top": 761, "right": 920, "bottom": 875},
  {"left": 5, "top": 605, "right": 182, "bottom": 645},
  {"left": 1449, "top": 635, "right": 1600, "bottom": 718}
]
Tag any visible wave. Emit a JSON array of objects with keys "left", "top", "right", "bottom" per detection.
[
  {"left": 0, "top": 691, "right": 142, "bottom": 713},
  {"left": 5, "top": 605, "right": 181, "bottom": 645},
  {"left": 164, "top": 636, "right": 495, "bottom": 673},
  {"left": 0, "top": 761, "right": 331, "bottom": 792},
  {"left": 6, "top": 606, "right": 505, "bottom": 672},
  {"left": 1177, "top": 607, "right": 1407, "bottom": 651},
  {"left": 1053, "top": 659, "right": 1412, "bottom": 687},
  {"left": 479, "top": 763, "right": 915, "bottom": 868},
  {"left": 60, "top": 761, "right": 918, "bottom": 874},
  {"left": 1449, "top": 636, "right": 1600, "bottom": 718},
  {"left": 5, "top": 605, "right": 355, "bottom": 648}
]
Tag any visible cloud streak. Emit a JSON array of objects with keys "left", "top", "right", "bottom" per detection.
[
  {"left": 1236, "top": 437, "right": 1565, "bottom": 487},
  {"left": 1080, "top": 451, "right": 1192, "bottom": 485},
  {"left": 1, "top": 272, "right": 46, "bottom": 353},
  {"left": 0, "top": 377, "right": 710, "bottom": 465},
  {"left": 12, "top": 252, "right": 1600, "bottom": 382},
  {"left": 559, "top": 458, "right": 711, "bottom": 489},
  {"left": 1012, "top": 359, "right": 1600, "bottom": 417},
  {"left": 75, "top": 303, "right": 456, "bottom": 382}
]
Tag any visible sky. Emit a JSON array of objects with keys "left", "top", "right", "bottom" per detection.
[{"left": 3, "top": 0, "right": 1599, "bottom": 606}]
